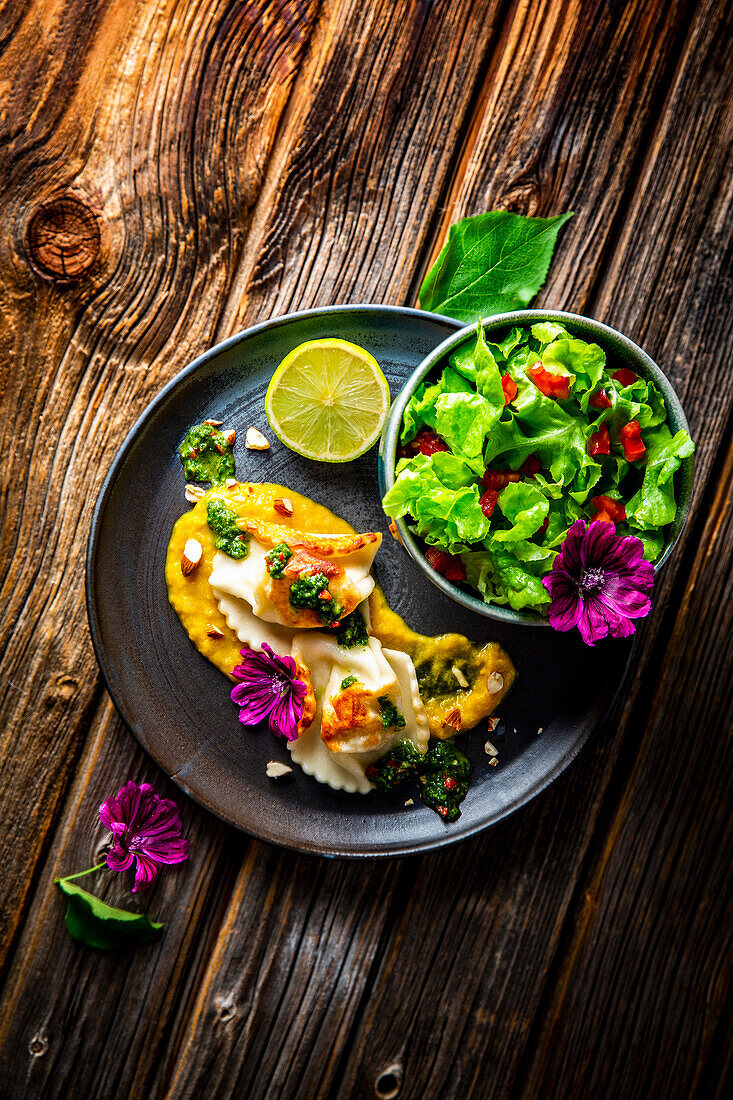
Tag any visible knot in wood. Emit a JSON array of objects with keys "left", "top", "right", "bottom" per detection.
[
  {"left": 375, "top": 1063, "right": 402, "bottom": 1099},
  {"left": 498, "top": 181, "right": 541, "bottom": 217},
  {"left": 213, "top": 993, "right": 237, "bottom": 1024},
  {"left": 28, "top": 1029, "right": 49, "bottom": 1058},
  {"left": 26, "top": 197, "right": 100, "bottom": 280}
]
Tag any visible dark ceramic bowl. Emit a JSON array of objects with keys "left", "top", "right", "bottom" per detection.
[{"left": 379, "top": 309, "right": 694, "bottom": 627}]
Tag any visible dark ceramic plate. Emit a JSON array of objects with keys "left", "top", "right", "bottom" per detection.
[{"left": 87, "top": 305, "right": 631, "bottom": 858}]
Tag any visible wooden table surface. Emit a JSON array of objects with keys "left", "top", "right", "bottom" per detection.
[{"left": 1, "top": 1, "right": 731, "bottom": 1097}]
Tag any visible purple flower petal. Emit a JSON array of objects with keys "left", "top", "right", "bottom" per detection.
[
  {"left": 105, "top": 842, "right": 134, "bottom": 873},
  {"left": 230, "top": 644, "right": 307, "bottom": 740},
  {"left": 98, "top": 780, "right": 189, "bottom": 890},
  {"left": 544, "top": 519, "right": 654, "bottom": 647},
  {"left": 132, "top": 854, "right": 160, "bottom": 893}
]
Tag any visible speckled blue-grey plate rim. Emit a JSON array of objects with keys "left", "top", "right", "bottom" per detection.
[
  {"left": 380, "top": 309, "right": 695, "bottom": 627},
  {"left": 86, "top": 304, "right": 633, "bottom": 860}
]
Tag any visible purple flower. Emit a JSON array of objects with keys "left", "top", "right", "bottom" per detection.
[
  {"left": 542, "top": 519, "right": 654, "bottom": 646},
  {"left": 99, "top": 781, "right": 189, "bottom": 892},
  {"left": 231, "top": 644, "right": 306, "bottom": 741}
]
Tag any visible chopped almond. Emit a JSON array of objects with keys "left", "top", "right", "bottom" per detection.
[
  {"left": 442, "top": 706, "right": 462, "bottom": 731},
  {"left": 222, "top": 428, "right": 236, "bottom": 445},
  {"left": 274, "top": 497, "right": 294, "bottom": 518},
  {"left": 184, "top": 484, "right": 205, "bottom": 504},
  {"left": 206, "top": 625, "right": 225, "bottom": 639},
  {"left": 245, "top": 427, "right": 270, "bottom": 450},
  {"left": 181, "top": 538, "right": 203, "bottom": 576},
  {"left": 203, "top": 418, "right": 223, "bottom": 426},
  {"left": 486, "top": 672, "right": 504, "bottom": 693},
  {"left": 451, "top": 665, "right": 469, "bottom": 688},
  {"left": 266, "top": 761, "right": 292, "bottom": 779}
]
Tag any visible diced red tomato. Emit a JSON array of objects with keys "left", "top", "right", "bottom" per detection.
[
  {"left": 590, "top": 494, "right": 626, "bottom": 522},
  {"left": 589, "top": 389, "right": 612, "bottom": 410},
  {"left": 612, "top": 368, "right": 637, "bottom": 388},
  {"left": 482, "top": 469, "right": 521, "bottom": 490},
  {"left": 424, "top": 547, "right": 466, "bottom": 582},
  {"left": 620, "top": 419, "right": 646, "bottom": 461},
  {"left": 520, "top": 454, "right": 542, "bottom": 477},
  {"left": 413, "top": 429, "right": 449, "bottom": 456},
  {"left": 443, "top": 558, "right": 467, "bottom": 583},
  {"left": 588, "top": 422, "right": 610, "bottom": 456},
  {"left": 527, "top": 362, "right": 571, "bottom": 400},
  {"left": 501, "top": 374, "right": 518, "bottom": 404},
  {"left": 424, "top": 546, "right": 451, "bottom": 574},
  {"left": 479, "top": 488, "right": 499, "bottom": 518},
  {"left": 589, "top": 509, "right": 613, "bottom": 524}
]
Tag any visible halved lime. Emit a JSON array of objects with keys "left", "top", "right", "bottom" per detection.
[{"left": 265, "top": 339, "right": 391, "bottom": 462}]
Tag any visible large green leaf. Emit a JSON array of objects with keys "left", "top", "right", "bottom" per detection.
[
  {"left": 57, "top": 879, "right": 163, "bottom": 950},
  {"left": 419, "top": 210, "right": 574, "bottom": 322}
]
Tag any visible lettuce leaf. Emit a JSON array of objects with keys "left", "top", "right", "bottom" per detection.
[
  {"left": 484, "top": 377, "right": 600, "bottom": 499},
  {"left": 492, "top": 482, "right": 549, "bottom": 543},
  {"left": 608, "top": 375, "right": 668, "bottom": 432},
  {"left": 434, "top": 392, "right": 499, "bottom": 458},
  {"left": 625, "top": 426, "right": 695, "bottom": 529},
  {"left": 531, "top": 321, "right": 569, "bottom": 345},
  {"left": 419, "top": 210, "right": 574, "bottom": 322},
  {"left": 474, "top": 323, "right": 506, "bottom": 407},
  {"left": 401, "top": 367, "right": 472, "bottom": 442},
  {"left": 382, "top": 453, "right": 490, "bottom": 552},
  {"left": 543, "top": 338, "right": 606, "bottom": 409},
  {"left": 462, "top": 548, "right": 551, "bottom": 611}
]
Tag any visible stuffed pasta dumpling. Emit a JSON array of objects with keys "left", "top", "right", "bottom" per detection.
[
  {"left": 209, "top": 520, "right": 381, "bottom": 629},
  {"left": 288, "top": 630, "right": 429, "bottom": 793}
]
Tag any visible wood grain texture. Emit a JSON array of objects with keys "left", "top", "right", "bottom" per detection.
[
  {"left": 0, "top": 0, "right": 317, "bottom": 967},
  {"left": 1, "top": 0, "right": 512, "bottom": 1093},
  {"left": 0, "top": 0, "right": 731, "bottom": 1097},
  {"left": 335, "top": 0, "right": 733, "bottom": 1095}
]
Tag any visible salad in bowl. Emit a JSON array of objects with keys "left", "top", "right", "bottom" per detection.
[{"left": 381, "top": 310, "right": 695, "bottom": 634}]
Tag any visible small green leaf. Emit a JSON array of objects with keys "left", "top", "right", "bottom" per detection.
[
  {"left": 419, "top": 210, "right": 574, "bottom": 322},
  {"left": 56, "top": 879, "right": 163, "bottom": 950}
]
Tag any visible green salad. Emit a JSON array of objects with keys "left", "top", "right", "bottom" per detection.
[{"left": 382, "top": 320, "right": 694, "bottom": 614}]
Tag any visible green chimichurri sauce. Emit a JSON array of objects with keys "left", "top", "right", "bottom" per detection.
[
  {"left": 329, "top": 608, "right": 369, "bottom": 648},
  {"left": 179, "top": 424, "right": 235, "bottom": 484},
  {"left": 341, "top": 675, "right": 359, "bottom": 690},
  {"left": 367, "top": 741, "right": 423, "bottom": 792},
  {"left": 415, "top": 657, "right": 477, "bottom": 698},
  {"left": 289, "top": 572, "right": 345, "bottom": 626},
  {"left": 378, "top": 696, "right": 406, "bottom": 732},
  {"left": 206, "top": 499, "right": 250, "bottom": 559},
  {"left": 265, "top": 542, "right": 293, "bottom": 578},
  {"left": 418, "top": 741, "right": 473, "bottom": 822},
  {"left": 367, "top": 739, "right": 474, "bottom": 822}
]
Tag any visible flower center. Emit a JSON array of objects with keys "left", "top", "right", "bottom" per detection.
[{"left": 579, "top": 566, "right": 606, "bottom": 595}]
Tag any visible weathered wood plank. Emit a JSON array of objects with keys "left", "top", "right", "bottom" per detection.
[
  {"left": 0, "top": 0, "right": 317, "bottom": 969},
  {"left": 335, "top": 0, "right": 733, "bottom": 1095},
  {"left": 0, "top": 701, "right": 243, "bottom": 1098},
  {"left": 520, "top": 439, "right": 732, "bottom": 1099},
  {"left": 0, "top": 0, "right": 511, "bottom": 1094},
  {"left": 515, "top": 0, "right": 733, "bottom": 1089}
]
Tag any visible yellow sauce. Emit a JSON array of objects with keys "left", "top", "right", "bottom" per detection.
[
  {"left": 166, "top": 482, "right": 515, "bottom": 735},
  {"left": 368, "top": 587, "right": 515, "bottom": 737}
]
